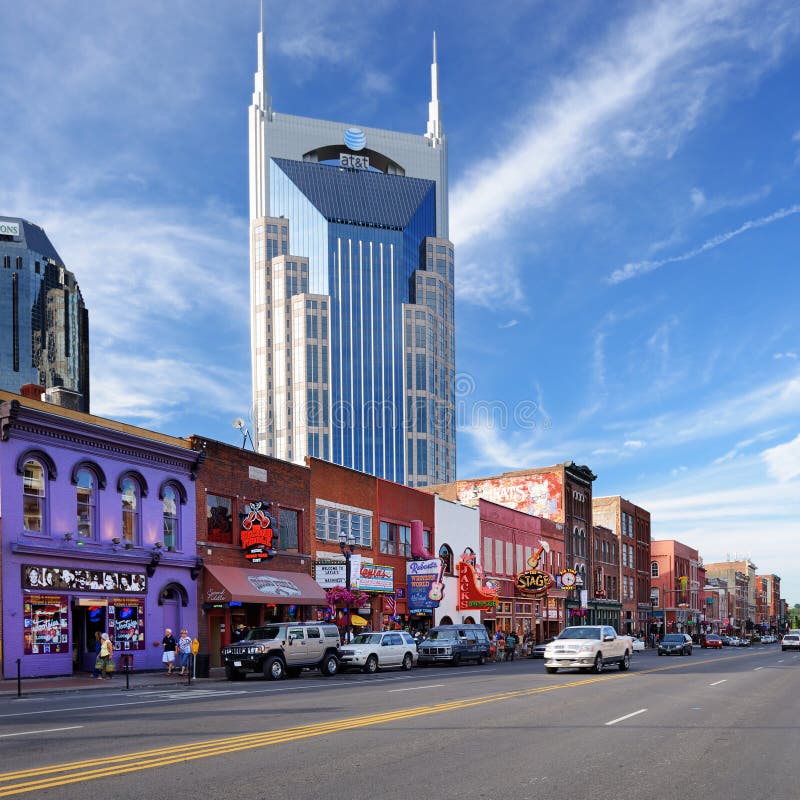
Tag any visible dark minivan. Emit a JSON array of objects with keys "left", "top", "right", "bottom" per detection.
[{"left": 417, "top": 624, "right": 492, "bottom": 666}]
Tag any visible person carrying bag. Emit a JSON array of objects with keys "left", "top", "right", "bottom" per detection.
[{"left": 98, "top": 632, "right": 114, "bottom": 679}]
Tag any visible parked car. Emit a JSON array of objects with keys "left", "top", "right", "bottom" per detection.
[
  {"left": 630, "top": 637, "right": 645, "bottom": 652},
  {"left": 702, "top": 634, "right": 723, "bottom": 649},
  {"left": 739, "top": 636, "right": 751, "bottom": 647},
  {"left": 417, "top": 624, "right": 492, "bottom": 666},
  {"left": 728, "top": 636, "right": 742, "bottom": 647},
  {"left": 221, "top": 622, "right": 341, "bottom": 681},
  {"left": 530, "top": 637, "right": 555, "bottom": 658},
  {"left": 781, "top": 633, "right": 800, "bottom": 651},
  {"left": 657, "top": 633, "right": 693, "bottom": 656},
  {"left": 761, "top": 634, "right": 777, "bottom": 644},
  {"left": 338, "top": 631, "right": 417, "bottom": 673}
]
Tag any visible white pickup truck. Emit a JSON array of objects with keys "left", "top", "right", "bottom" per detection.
[{"left": 543, "top": 625, "right": 633, "bottom": 674}]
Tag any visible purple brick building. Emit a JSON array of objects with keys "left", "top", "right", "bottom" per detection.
[{"left": 0, "top": 390, "right": 203, "bottom": 678}]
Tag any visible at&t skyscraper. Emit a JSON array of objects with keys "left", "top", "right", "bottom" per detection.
[{"left": 249, "top": 18, "right": 455, "bottom": 486}]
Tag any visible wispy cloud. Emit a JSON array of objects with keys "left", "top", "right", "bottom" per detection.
[
  {"left": 498, "top": 319, "right": 519, "bottom": 329},
  {"left": 608, "top": 204, "right": 800, "bottom": 284},
  {"left": 774, "top": 352, "right": 798, "bottom": 360},
  {"left": 763, "top": 433, "right": 800, "bottom": 482},
  {"left": 451, "top": 0, "right": 800, "bottom": 304}
]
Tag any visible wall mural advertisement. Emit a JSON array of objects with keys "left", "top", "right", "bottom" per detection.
[
  {"left": 24, "top": 595, "right": 69, "bottom": 654},
  {"left": 456, "top": 472, "right": 563, "bottom": 521},
  {"left": 108, "top": 598, "right": 145, "bottom": 650},
  {"left": 22, "top": 565, "right": 147, "bottom": 593}
]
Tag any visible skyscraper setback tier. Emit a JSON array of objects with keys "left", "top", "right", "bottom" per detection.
[
  {"left": 0, "top": 217, "right": 89, "bottom": 411},
  {"left": 249, "top": 20, "right": 454, "bottom": 486}
]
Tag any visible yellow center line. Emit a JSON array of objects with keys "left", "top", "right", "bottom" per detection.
[{"left": 0, "top": 653, "right": 744, "bottom": 797}]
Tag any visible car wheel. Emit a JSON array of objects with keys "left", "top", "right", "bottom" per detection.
[
  {"left": 619, "top": 652, "right": 630, "bottom": 671},
  {"left": 225, "top": 664, "right": 245, "bottom": 681},
  {"left": 264, "top": 656, "right": 285, "bottom": 681},
  {"left": 591, "top": 654, "right": 604, "bottom": 674},
  {"left": 545, "top": 667, "right": 557, "bottom": 674},
  {"left": 401, "top": 653, "right": 413, "bottom": 671},
  {"left": 320, "top": 652, "right": 339, "bottom": 676},
  {"left": 477, "top": 653, "right": 486, "bottom": 665},
  {"left": 687, "top": 646, "right": 692, "bottom": 655},
  {"left": 363, "top": 655, "right": 379, "bottom": 674},
  {"left": 451, "top": 654, "right": 461, "bottom": 667}
]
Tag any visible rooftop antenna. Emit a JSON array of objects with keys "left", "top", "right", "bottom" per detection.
[{"left": 232, "top": 417, "right": 255, "bottom": 451}]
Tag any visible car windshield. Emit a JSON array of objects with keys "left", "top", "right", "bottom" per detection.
[
  {"left": 662, "top": 635, "right": 684, "bottom": 642},
  {"left": 352, "top": 633, "right": 382, "bottom": 645},
  {"left": 558, "top": 628, "right": 601, "bottom": 640},
  {"left": 427, "top": 630, "right": 457, "bottom": 641},
  {"left": 246, "top": 626, "right": 282, "bottom": 641}
]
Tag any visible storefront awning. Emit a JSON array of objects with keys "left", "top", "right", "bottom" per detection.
[{"left": 203, "top": 564, "right": 328, "bottom": 605}]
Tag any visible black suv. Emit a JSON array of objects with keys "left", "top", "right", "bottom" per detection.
[{"left": 417, "top": 624, "right": 491, "bottom": 666}]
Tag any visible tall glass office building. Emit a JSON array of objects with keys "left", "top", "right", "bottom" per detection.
[
  {"left": 249, "top": 23, "right": 454, "bottom": 486},
  {"left": 0, "top": 217, "right": 89, "bottom": 411}
]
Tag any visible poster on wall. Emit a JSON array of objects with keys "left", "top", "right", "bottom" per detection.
[
  {"left": 455, "top": 472, "right": 562, "bottom": 521},
  {"left": 22, "top": 565, "right": 146, "bottom": 593},
  {"left": 24, "top": 595, "right": 69, "bottom": 654},
  {"left": 108, "top": 598, "right": 145, "bottom": 650}
]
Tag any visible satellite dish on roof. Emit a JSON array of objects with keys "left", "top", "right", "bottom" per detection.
[{"left": 232, "top": 418, "right": 245, "bottom": 430}]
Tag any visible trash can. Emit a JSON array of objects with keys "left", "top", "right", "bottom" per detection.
[{"left": 194, "top": 654, "right": 210, "bottom": 678}]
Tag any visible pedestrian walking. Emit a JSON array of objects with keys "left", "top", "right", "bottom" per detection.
[
  {"left": 162, "top": 628, "right": 177, "bottom": 674},
  {"left": 506, "top": 631, "right": 517, "bottom": 662},
  {"left": 98, "top": 632, "right": 114, "bottom": 679},
  {"left": 91, "top": 631, "right": 103, "bottom": 678},
  {"left": 178, "top": 629, "right": 192, "bottom": 676}
]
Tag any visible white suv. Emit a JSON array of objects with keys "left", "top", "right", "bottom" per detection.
[
  {"left": 781, "top": 633, "right": 800, "bottom": 651},
  {"left": 339, "top": 631, "right": 418, "bottom": 673}
]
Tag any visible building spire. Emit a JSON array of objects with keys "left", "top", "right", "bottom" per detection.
[
  {"left": 254, "top": 0, "right": 272, "bottom": 118},
  {"left": 426, "top": 31, "right": 443, "bottom": 142}
]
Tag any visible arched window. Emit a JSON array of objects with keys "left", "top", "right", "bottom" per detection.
[
  {"left": 121, "top": 477, "right": 141, "bottom": 544},
  {"left": 162, "top": 485, "right": 180, "bottom": 551},
  {"left": 439, "top": 544, "right": 454, "bottom": 574},
  {"left": 23, "top": 459, "right": 47, "bottom": 533},
  {"left": 651, "top": 561, "right": 659, "bottom": 578},
  {"left": 76, "top": 468, "right": 97, "bottom": 540}
]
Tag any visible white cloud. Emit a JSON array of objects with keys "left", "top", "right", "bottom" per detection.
[
  {"left": 762, "top": 433, "right": 800, "bottom": 482},
  {"left": 452, "top": 0, "right": 800, "bottom": 303},
  {"left": 498, "top": 319, "right": 519, "bottom": 329},
  {"left": 608, "top": 203, "right": 800, "bottom": 283},
  {"left": 624, "top": 440, "right": 645, "bottom": 449},
  {"left": 690, "top": 187, "right": 706, "bottom": 210},
  {"left": 774, "top": 352, "right": 798, "bottom": 359}
]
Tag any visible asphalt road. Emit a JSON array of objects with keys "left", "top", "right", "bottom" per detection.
[{"left": 0, "top": 645, "right": 797, "bottom": 800}]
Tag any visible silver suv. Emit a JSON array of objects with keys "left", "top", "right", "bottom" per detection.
[{"left": 221, "top": 622, "right": 341, "bottom": 680}]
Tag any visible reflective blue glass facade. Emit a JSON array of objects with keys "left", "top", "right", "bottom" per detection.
[
  {"left": 0, "top": 218, "right": 89, "bottom": 410},
  {"left": 269, "top": 161, "right": 436, "bottom": 483}
]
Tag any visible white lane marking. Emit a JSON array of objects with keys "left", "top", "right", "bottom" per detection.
[
  {"left": 0, "top": 725, "right": 83, "bottom": 738},
  {"left": 606, "top": 708, "right": 647, "bottom": 726},
  {"left": 388, "top": 684, "right": 444, "bottom": 693},
  {"left": 753, "top": 666, "right": 763, "bottom": 671},
  {"left": 709, "top": 679, "right": 727, "bottom": 686}
]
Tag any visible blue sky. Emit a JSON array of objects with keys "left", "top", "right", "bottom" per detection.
[{"left": 2, "top": 1, "right": 799, "bottom": 601}]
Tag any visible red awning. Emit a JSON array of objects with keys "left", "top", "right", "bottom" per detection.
[{"left": 203, "top": 564, "right": 328, "bottom": 605}]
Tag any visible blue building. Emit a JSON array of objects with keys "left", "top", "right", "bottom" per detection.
[
  {"left": 0, "top": 217, "right": 89, "bottom": 411},
  {"left": 248, "top": 24, "right": 455, "bottom": 487}
]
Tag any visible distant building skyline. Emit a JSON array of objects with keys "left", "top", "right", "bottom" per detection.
[
  {"left": 0, "top": 217, "right": 89, "bottom": 412},
  {"left": 248, "top": 19, "right": 455, "bottom": 486}
]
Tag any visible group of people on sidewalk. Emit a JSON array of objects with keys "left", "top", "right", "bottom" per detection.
[
  {"left": 90, "top": 627, "right": 195, "bottom": 680},
  {"left": 491, "top": 629, "right": 530, "bottom": 662}
]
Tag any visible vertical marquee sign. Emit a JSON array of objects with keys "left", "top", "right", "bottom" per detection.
[{"left": 239, "top": 501, "right": 277, "bottom": 563}]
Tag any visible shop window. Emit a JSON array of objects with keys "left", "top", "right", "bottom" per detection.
[
  {"left": 162, "top": 486, "right": 180, "bottom": 551},
  {"left": 73, "top": 464, "right": 105, "bottom": 541},
  {"left": 23, "top": 459, "right": 47, "bottom": 533},
  {"left": 121, "top": 478, "right": 141, "bottom": 545},
  {"left": 207, "top": 494, "right": 234, "bottom": 543}
]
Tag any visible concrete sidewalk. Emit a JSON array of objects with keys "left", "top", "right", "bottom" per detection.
[{"left": 0, "top": 667, "right": 229, "bottom": 697}]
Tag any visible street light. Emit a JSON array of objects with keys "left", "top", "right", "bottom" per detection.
[{"left": 338, "top": 530, "right": 357, "bottom": 590}]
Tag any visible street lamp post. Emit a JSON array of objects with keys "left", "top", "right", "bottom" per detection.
[{"left": 338, "top": 530, "right": 357, "bottom": 590}]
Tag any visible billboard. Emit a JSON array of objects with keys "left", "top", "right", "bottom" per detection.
[{"left": 456, "top": 472, "right": 562, "bottom": 521}]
